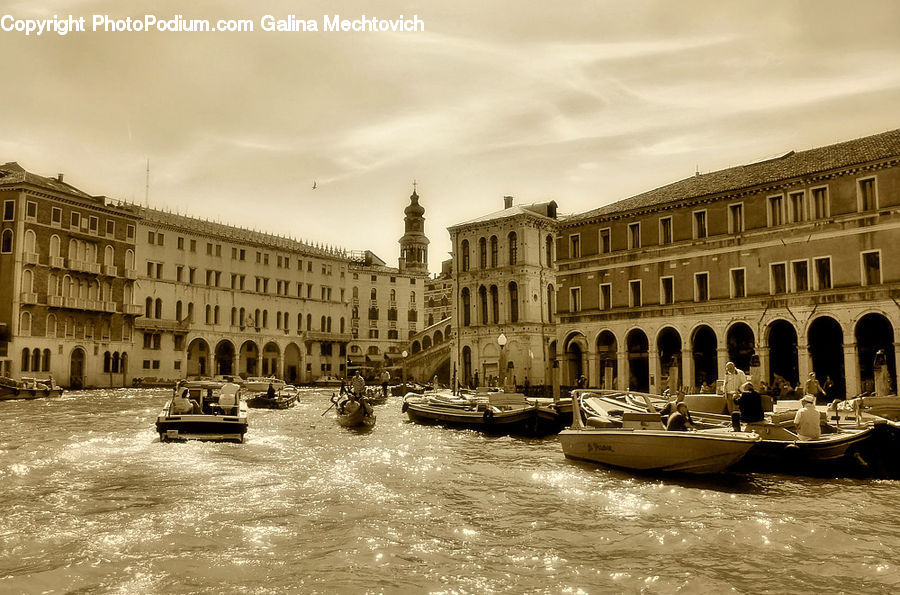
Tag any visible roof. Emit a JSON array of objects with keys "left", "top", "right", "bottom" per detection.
[
  {"left": 568, "top": 128, "right": 900, "bottom": 223},
  {"left": 450, "top": 200, "right": 558, "bottom": 229},
  {"left": 0, "top": 161, "right": 97, "bottom": 201}
]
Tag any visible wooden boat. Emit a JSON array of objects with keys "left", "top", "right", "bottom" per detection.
[
  {"left": 156, "top": 380, "right": 248, "bottom": 442},
  {"left": 0, "top": 376, "right": 64, "bottom": 401},
  {"left": 313, "top": 375, "right": 343, "bottom": 388},
  {"left": 245, "top": 386, "right": 299, "bottom": 409},
  {"left": 335, "top": 395, "right": 376, "bottom": 428},
  {"left": 402, "top": 390, "right": 547, "bottom": 435},
  {"left": 242, "top": 376, "right": 286, "bottom": 393},
  {"left": 560, "top": 392, "right": 759, "bottom": 474}
]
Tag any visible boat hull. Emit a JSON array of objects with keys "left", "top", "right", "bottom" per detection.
[
  {"left": 337, "top": 408, "right": 376, "bottom": 428},
  {"left": 155, "top": 413, "right": 248, "bottom": 442},
  {"left": 559, "top": 428, "right": 759, "bottom": 474},
  {"left": 246, "top": 393, "right": 297, "bottom": 409},
  {"left": 404, "top": 401, "right": 543, "bottom": 434},
  {"left": 0, "top": 387, "right": 64, "bottom": 401},
  {"left": 735, "top": 427, "right": 882, "bottom": 475}
]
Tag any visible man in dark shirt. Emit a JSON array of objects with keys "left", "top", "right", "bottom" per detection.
[
  {"left": 666, "top": 402, "right": 695, "bottom": 431},
  {"left": 738, "top": 381, "right": 764, "bottom": 423}
]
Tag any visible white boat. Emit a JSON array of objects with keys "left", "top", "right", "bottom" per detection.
[
  {"left": 312, "top": 375, "right": 343, "bottom": 387},
  {"left": 156, "top": 380, "right": 248, "bottom": 443},
  {"left": 241, "top": 376, "right": 286, "bottom": 393}
]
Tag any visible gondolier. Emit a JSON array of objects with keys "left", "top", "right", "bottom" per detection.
[
  {"left": 351, "top": 371, "right": 366, "bottom": 396},
  {"left": 380, "top": 370, "right": 390, "bottom": 398}
]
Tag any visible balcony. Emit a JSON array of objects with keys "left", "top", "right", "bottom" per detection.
[
  {"left": 103, "top": 265, "right": 118, "bottom": 277},
  {"left": 369, "top": 319, "right": 378, "bottom": 327},
  {"left": 87, "top": 263, "right": 101, "bottom": 274},
  {"left": 351, "top": 298, "right": 359, "bottom": 306},
  {"left": 134, "top": 317, "right": 182, "bottom": 331},
  {"left": 369, "top": 299, "right": 378, "bottom": 307},
  {"left": 124, "top": 268, "right": 138, "bottom": 280},
  {"left": 103, "top": 301, "right": 118, "bottom": 313},
  {"left": 67, "top": 258, "right": 83, "bottom": 270},
  {"left": 304, "top": 331, "right": 353, "bottom": 343},
  {"left": 48, "top": 295, "right": 64, "bottom": 307},
  {"left": 123, "top": 304, "right": 143, "bottom": 315},
  {"left": 23, "top": 252, "right": 39, "bottom": 266},
  {"left": 20, "top": 292, "right": 38, "bottom": 304},
  {"left": 49, "top": 256, "right": 65, "bottom": 268},
  {"left": 389, "top": 320, "right": 397, "bottom": 329}
]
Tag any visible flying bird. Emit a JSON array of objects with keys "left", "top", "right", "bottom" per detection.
[{"left": 312, "top": 181, "right": 317, "bottom": 190}]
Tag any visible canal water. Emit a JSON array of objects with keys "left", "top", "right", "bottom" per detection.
[{"left": 1, "top": 389, "right": 899, "bottom": 594}]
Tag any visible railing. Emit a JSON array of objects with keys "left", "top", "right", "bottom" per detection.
[
  {"left": 20, "top": 292, "right": 38, "bottom": 304},
  {"left": 23, "top": 252, "right": 39, "bottom": 265},
  {"left": 303, "top": 331, "right": 353, "bottom": 342},
  {"left": 87, "top": 263, "right": 101, "bottom": 274},
  {"left": 124, "top": 268, "right": 138, "bottom": 280},
  {"left": 48, "top": 295, "right": 64, "bottom": 307},
  {"left": 103, "top": 265, "right": 118, "bottom": 277},
  {"left": 123, "top": 304, "right": 143, "bottom": 315},
  {"left": 135, "top": 318, "right": 182, "bottom": 331},
  {"left": 49, "top": 256, "right": 65, "bottom": 268},
  {"left": 103, "top": 301, "right": 118, "bottom": 313}
]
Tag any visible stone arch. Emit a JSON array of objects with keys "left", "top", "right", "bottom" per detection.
[
  {"left": 23, "top": 229, "right": 36, "bottom": 253},
  {"left": 596, "top": 329, "right": 618, "bottom": 389},
  {"left": 215, "top": 339, "right": 236, "bottom": 376},
  {"left": 807, "top": 315, "right": 845, "bottom": 398},
  {"left": 262, "top": 341, "right": 280, "bottom": 377},
  {"left": 422, "top": 335, "right": 432, "bottom": 350},
  {"left": 626, "top": 328, "right": 649, "bottom": 392},
  {"left": 239, "top": 340, "right": 259, "bottom": 377},
  {"left": 767, "top": 319, "right": 798, "bottom": 387},
  {"left": 284, "top": 342, "right": 302, "bottom": 384},
  {"left": 187, "top": 337, "right": 210, "bottom": 377},
  {"left": 657, "top": 326, "right": 683, "bottom": 392},
  {"left": 411, "top": 340, "right": 422, "bottom": 354},
  {"left": 69, "top": 346, "right": 86, "bottom": 389},
  {"left": 433, "top": 329, "right": 443, "bottom": 345},
  {"left": 855, "top": 312, "right": 895, "bottom": 396},
  {"left": 725, "top": 321, "right": 755, "bottom": 373},
  {"left": 691, "top": 324, "right": 718, "bottom": 388}
]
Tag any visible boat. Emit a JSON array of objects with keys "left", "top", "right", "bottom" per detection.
[
  {"left": 156, "top": 380, "right": 248, "bottom": 442},
  {"left": 241, "top": 376, "right": 286, "bottom": 393},
  {"left": 402, "top": 390, "right": 548, "bottom": 435},
  {"left": 560, "top": 392, "right": 760, "bottom": 474},
  {"left": 245, "top": 385, "right": 299, "bottom": 409},
  {"left": 0, "top": 376, "right": 64, "bottom": 401},
  {"left": 313, "top": 375, "right": 343, "bottom": 388},
  {"left": 332, "top": 393, "right": 376, "bottom": 428}
]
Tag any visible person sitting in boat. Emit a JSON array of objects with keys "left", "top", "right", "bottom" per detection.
[
  {"left": 659, "top": 391, "right": 686, "bottom": 424},
  {"left": 351, "top": 371, "right": 366, "bottom": 397},
  {"left": 794, "top": 395, "right": 821, "bottom": 440},
  {"left": 738, "top": 381, "right": 764, "bottom": 424},
  {"left": 266, "top": 383, "right": 277, "bottom": 399},
  {"left": 666, "top": 402, "right": 695, "bottom": 431},
  {"left": 218, "top": 383, "right": 240, "bottom": 415},
  {"left": 171, "top": 389, "right": 199, "bottom": 414}
]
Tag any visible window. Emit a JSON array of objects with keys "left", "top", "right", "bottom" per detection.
[
  {"left": 148, "top": 231, "right": 155, "bottom": 244},
  {"left": 0, "top": 229, "right": 12, "bottom": 253},
  {"left": 627, "top": 223, "right": 640, "bottom": 249},
  {"left": 51, "top": 207, "right": 62, "bottom": 225},
  {"left": 792, "top": 260, "right": 809, "bottom": 292},
  {"left": 508, "top": 281, "right": 519, "bottom": 322},
  {"left": 106, "top": 220, "right": 115, "bottom": 236},
  {"left": 491, "top": 236, "right": 499, "bottom": 267},
  {"left": 600, "top": 283, "right": 612, "bottom": 310},
  {"left": 629, "top": 280, "right": 642, "bottom": 307},
  {"left": 569, "top": 287, "right": 582, "bottom": 312},
  {"left": 730, "top": 268, "right": 746, "bottom": 298},
  {"left": 858, "top": 177, "right": 877, "bottom": 211},
  {"left": 789, "top": 191, "right": 806, "bottom": 223},
  {"left": 694, "top": 272, "right": 709, "bottom": 302},
  {"left": 660, "top": 276, "right": 674, "bottom": 305},
  {"left": 728, "top": 203, "right": 744, "bottom": 234},
  {"left": 461, "top": 288, "right": 471, "bottom": 326},
  {"left": 189, "top": 239, "right": 196, "bottom": 252},
  {"left": 544, "top": 235, "right": 552, "bottom": 266},
  {"left": 810, "top": 186, "right": 829, "bottom": 219},
  {"left": 479, "top": 237, "right": 487, "bottom": 269},
  {"left": 461, "top": 239, "right": 470, "bottom": 271},
  {"left": 693, "top": 211, "right": 707, "bottom": 239},
  {"left": 2, "top": 200, "right": 14, "bottom": 220},
  {"left": 71, "top": 211, "right": 81, "bottom": 228},
  {"left": 861, "top": 250, "right": 881, "bottom": 285},
  {"left": 600, "top": 228, "right": 611, "bottom": 253},
  {"left": 490, "top": 285, "right": 499, "bottom": 323},
  {"left": 770, "top": 263, "right": 787, "bottom": 294},
  {"left": 768, "top": 195, "right": 784, "bottom": 226},
  {"left": 569, "top": 234, "right": 581, "bottom": 258},
  {"left": 814, "top": 257, "right": 832, "bottom": 290},
  {"left": 127, "top": 225, "right": 135, "bottom": 240},
  {"left": 659, "top": 218, "right": 673, "bottom": 245},
  {"left": 25, "top": 201, "right": 37, "bottom": 220},
  {"left": 508, "top": 232, "right": 518, "bottom": 265}
]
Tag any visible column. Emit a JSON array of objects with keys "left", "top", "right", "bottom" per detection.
[
  {"left": 757, "top": 347, "right": 770, "bottom": 388},
  {"left": 617, "top": 348, "right": 627, "bottom": 391},
  {"left": 648, "top": 339, "right": 659, "bottom": 394},
  {"left": 717, "top": 347, "right": 729, "bottom": 382},
  {"left": 682, "top": 348, "right": 694, "bottom": 393},
  {"left": 584, "top": 352, "right": 595, "bottom": 388},
  {"left": 797, "top": 342, "right": 810, "bottom": 386},
  {"left": 589, "top": 354, "right": 601, "bottom": 388},
  {"left": 844, "top": 343, "right": 860, "bottom": 398},
  {"left": 278, "top": 353, "right": 285, "bottom": 380},
  {"left": 210, "top": 354, "right": 217, "bottom": 378}
]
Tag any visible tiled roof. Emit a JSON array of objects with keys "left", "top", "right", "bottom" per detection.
[
  {"left": 568, "top": 128, "right": 900, "bottom": 223},
  {"left": 451, "top": 201, "right": 558, "bottom": 228},
  {"left": 0, "top": 161, "right": 97, "bottom": 200}
]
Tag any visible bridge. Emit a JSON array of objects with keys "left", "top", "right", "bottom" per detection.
[{"left": 404, "top": 318, "right": 453, "bottom": 384}]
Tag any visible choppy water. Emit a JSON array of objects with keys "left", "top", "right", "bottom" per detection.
[{"left": 1, "top": 389, "right": 899, "bottom": 594}]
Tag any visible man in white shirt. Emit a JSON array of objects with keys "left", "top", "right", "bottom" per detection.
[
  {"left": 723, "top": 361, "right": 748, "bottom": 397},
  {"left": 793, "top": 395, "right": 821, "bottom": 440}
]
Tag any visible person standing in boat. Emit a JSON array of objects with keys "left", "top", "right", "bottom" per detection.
[
  {"left": 794, "top": 395, "right": 821, "bottom": 440},
  {"left": 804, "top": 373, "right": 825, "bottom": 403},
  {"left": 874, "top": 349, "right": 890, "bottom": 397},
  {"left": 266, "top": 383, "right": 276, "bottom": 399},
  {"left": 351, "top": 370, "right": 366, "bottom": 397},
  {"left": 380, "top": 369, "right": 391, "bottom": 399},
  {"left": 738, "top": 381, "right": 764, "bottom": 424},
  {"left": 724, "top": 362, "right": 747, "bottom": 398}
]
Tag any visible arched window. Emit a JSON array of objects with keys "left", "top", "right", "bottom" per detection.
[
  {"left": 262, "top": 310, "right": 268, "bottom": 328},
  {"left": 461, "top": 288, "right": 471, "bottom": 327},
  {"left": 125, "top": 249, "right": 135, "bottom": 270},
  {"left": 104, "top": 351, "right": 112, "bottom": 373},
  {"left": 231, "top": 307, "right": 237, "bottom": 326},
  {"left": 21, "top": 348, "right": 30, "bottom": 371},
  {"left": 490, "top": 285, "right": 499, "bottom": 324},
  {"left": 478, "top": 285, "right": 488, "bottom": 324},
  {"left": 460, "top": 239, "right": 470, "bottom": 271},
  {"left": 239, "top": 307, "right": 245, "bottom": 326},
  {"left": 254, "top": 309, "right": 261, "bottom": 327},
  {"left": 508, "top": 232, "right": 518, "bottom": 265},
  {"left": 390, "top": 289, "right": 396, "bottom": 301},
  {"left": 22, "top": 269, "right": 33, "bottom": 293},
  {"left": 547, "top": 284, "right": 554, "bottom": 323},
  {"left": 1, "top": 229, "right": 13, "bottom": 253},
  {"left": 111, "top": 352, "right": 120, "bottom": 373},
  {"left": 298, "top": 313, "right": 303, "bottom": 331},
  {"left": 277, "top": 311, "right": 282, "bottom": 329},
  {"left": 49, "top": 235, "right": 61, "bottom": 258},
  {"left": 508, "top": 281, "right": 519, "bottom": 322},
  {"left": 545, "top": 235, "right": 553, "bottom": 266},
  {"left": 20, "top": 311, "right": 31, "bottom": 335},
  {"left": 340, "top": 317, "right": 345, "bottom": 333},
  {"left": 306, "top": 313, "right": 312, "bottom": 331},
  {"left": 283, "top": 311, "right": 289, "bottom": 330},
  {"left": 24, "top": 229, "right": 36, "bottom": 254},
  {"left": 176, "top": 301, "right": 183, "bottom": 321},
  {"left": 187, "top": 302, "right": 194, "bottom": 320},
  {"left": 42, "top": 349, "right": 50, "bottom": 371},
  {"left": 31, "top": 348, "right": 40, "bottom": 372},
  {"left": 321, "top": 315, "right": 326, "bottom": 331},
  {"left": 479, "top": 237, "right": 487, "bottom": 269},
  {"left": 214, "top": 305, "right": 220, "bottom": 324},
  {"left": 352, "top": 286, "right": 359, "bottom": 298},
  {"left": 410, "top": 291, "right": 416, "bottom": 303},
  {"left": 490, "top": 236, "right": 498, "bottom": 267},
  {"left": 327, "top": 317, "right": 332, "bottom": 332},
  {"left": 154, "top": 298, "right": 162, "bottom": 319},
  {"left": 104, "top": 245, "right": 114, "bottom": 266},
  {"left": 47, "top": 314, "right": 57, "bottom": 337},
  {"left": 145, "top": 297, "right": 153, "bottom": 318},
  {"left": 205, "top": 304, "right": 212, "bottom": 324},
  {"left": 371, "top": 288, "right": 377, "bottom": 300}
]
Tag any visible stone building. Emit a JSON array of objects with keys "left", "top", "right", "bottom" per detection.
[
  {"left": 555, "top": 129, "right": 900, "bottom": 398},
  {"left": 448, "top": 196, "right": 559, "bottom": 388},
  {"left": 0, "top": 162, "right": 140, "bottom": 387},
  {"left": 425, "top": 259, "right": 453, "bottom": 327}
]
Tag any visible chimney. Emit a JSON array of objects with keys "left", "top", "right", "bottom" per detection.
[
  {"left": 503, "top": 195, "right": 513, "bottom": 209},
  {"left": 57, "top": 173, "right": 64, "bottom": 183}
]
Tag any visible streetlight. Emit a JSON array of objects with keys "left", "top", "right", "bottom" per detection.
[
  {"left": 402, "top": 350, "right": 409, "bottom": 393},
  {"left": 498, "top": 333, "right": 508, "bottom": 391}
]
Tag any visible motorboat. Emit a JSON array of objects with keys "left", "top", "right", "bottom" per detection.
[
  {"left": 242, "top": 376, "right": 286, "bottom": 393},
  {"left": 245, "top": 385, "right": 299, "bottom": 409},
  {"left": 559, "top": 391, "right": 760, "bottom": 474},
  {"left": 312, "top": 375, "right": 343, "bottom": 388},
  {"left": 402, "top": 390, "right": 547, "bottom": 435},
  {"left": 156, "top": 380, "right": 248, "bottom": 442},
  {"left": 332, "top": 393, "right": 376, "bottom": 428},
  {"left": 0, "top": 376, "right": 64, "bottom": 401}
]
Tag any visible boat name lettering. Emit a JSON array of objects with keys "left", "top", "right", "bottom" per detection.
[{"left": 587, "top": 442, "right": 613, "bottom": 452}]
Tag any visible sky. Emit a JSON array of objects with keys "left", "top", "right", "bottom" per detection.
[{"left": 1, "top": 0, "right": 899, "bottom": 273}]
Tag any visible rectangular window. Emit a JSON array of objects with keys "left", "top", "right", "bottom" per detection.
[
  {"left": 693, "top": 210, "right": 707, "bottom": 239},
  {"left": 189, "top": 239, "right": 196, "bottom": 252},
  {"left": 106, "top": 220, "right": 115, "bottom": 236},
  {"left": 71, "top": 211, "right": 81, "bottom": 228},
  {"left": 628, "top": 223, "right": 640, "bottom": 249},
  {"left": 789, "top": 191, "right": 806, "bottom": 223},
  {"left": 178, "top": 237, "right": 185, "bottom": 250},
  {"left": 148, "top": 231, "right": 155, "bottom": 244},
  {"left": 810, "top": 186, "right": 829, "bottom": 219},
  {"left": 770, "top": 263, "right": 787, "bottom": 294},
  {"left": 216, "top": 245, "right": 222, "bottom": 257},
  {"left": 730, "top": 268, "right": 746, "bottom": 298},
  {"left": 2, "top": 200, "right": 14, "bottom": 221},
  {"left": 814, "top": 257, "right": 832, "bottom": 290},
  {"left": 87, "top": 216, "right": 98, "bottom": 233},
  {"left": 599, "top": 228, "right": 611, "bottom": 253},
  {"left": 768, "top": 195, "right": 784, "bottom": 226},
  {"left": 232, "top": 247, "right": 237, "bottom": 259},
  {"left": 694, "top": 272, "right": 709, "bottom": 302},
  {"left": 792, "top": 260, "right": 809, "bottom": 292},
  {"left": 858, "top": 177, "right": 877, "bottom": 211},
  {"left": 600, "top": 283, "right": 612, "bottom": 310},
  {"left": 659, "top": 217, "right": 673, "bottom": 245},
  {"left": 660, "top": 276, "right": 674, "bottom": 305},
  {"left": 25, "top": 201, "right": 37, "bottom": 220},
  {"left": 51, "top": 207, "right": 62, "bottom": 225},
  {"left": 569, "top": 287, "right": 582, "bottom": 312},
  {"left": 189, "top": 267, "right": 196, "bottom": 284},
  {"left": 569, "top": 234, "right": 581, "bottom": 258},
  {"left": 728, "top": 203, "right": 744, "bottom": 234},
  {"left": 629, "top": 280, "right": 642, "bottom": 307},
  {"left": 240, "top": 249, "right": 246, "bottom": 261},
  {"left": 176, "top": 265, "right": 184, "bottom": 282},
  {"left": 206, "top": 242, "right": 213, "bottom": 256},
  {"left": 127, "top": 225, "right": 135, "bottom": 240},
  {"left": 156, "top": 232, "right": 164, "bottom": 246},
  {"left": 861, "top": 250, "right": 882, "bottom": 285}
]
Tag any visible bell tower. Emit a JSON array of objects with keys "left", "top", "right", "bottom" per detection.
[{"left": 398, "top": 182, "right": 429, "bottom": 274}]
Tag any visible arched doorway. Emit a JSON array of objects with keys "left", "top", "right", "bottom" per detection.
[
  {"left": 462, "top": 345, "right": 472, "bottom": 387},
  {"left": 215, "top": 340, "right": 235, "bottom": 376},
  {"left": 564, "top": 332, "right": 587, "bottom": 386},
  {"left": 187, "top": 338, "right": 210, "bottom": 377},
  {"left": 726, "top": 322, "right": 755, "bottom": 373},
  {"left": 767, "top": 320, "right": 798, "bottom": 387},
  {"left": 855, "top": 313, "right": 896, "bottom": 396},
  {"left": 284, "top": 343, "right": 302, "bottom": 384},
  {"left": 69, "top": 347, "right": 85, "bottom": 389},
  {"left": 626, "top": 328, "right": 649, "bottom": 392},
  {"left": 262, "top": 342, "right": 280, "bottom": 377},
  {"left": 239, "top": 340, "right": 259, "bottom": 377},
  {"left": 657, "top": 327, "right": 682, "bottom": 392},
  {"left": 692, "top": 325, "right": 717, "bottom": 389},
  {"left": 808, "top": 316, "right": 845, "bottom": 398},
  {"left": 596, "top": 331, "right": 617, "bottom": 389}
]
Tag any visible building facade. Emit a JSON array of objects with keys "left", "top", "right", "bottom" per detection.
[
  {"left": 448, "top": 197, "right": 559, "bottom": 387},
  {"left": 424, "top": 259, "right": 453, "bottom": 328},
  {"left": 555, "top": 129, "right": 900, "bottom": 398},
  {"left": 0, "top": 163, "right": 140, "bottom": 387}
]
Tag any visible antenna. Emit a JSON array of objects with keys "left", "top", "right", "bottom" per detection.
[{"left": 145, "top": 158, "right": 150, "bottom": 206}]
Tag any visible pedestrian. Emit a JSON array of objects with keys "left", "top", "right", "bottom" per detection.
[
  {"left": 874, "top": 350, "right": 890, "bottom": 397},
  {"left": 473, "top": 371, "right": 480, "bottom": 389},
  {"left": 380, "top": 369, "right": 391, "bottom": 398}
]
